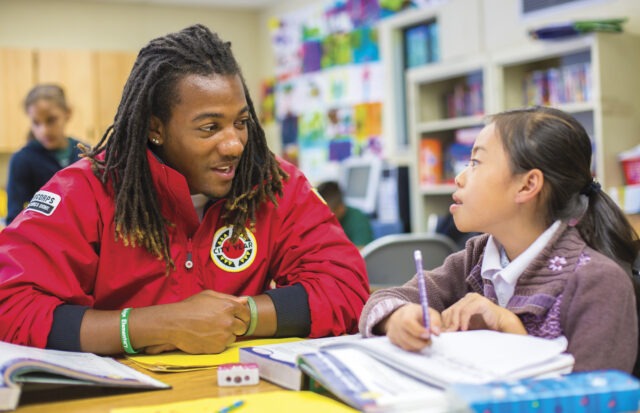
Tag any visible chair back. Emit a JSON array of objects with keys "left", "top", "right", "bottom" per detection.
[{"left": 361, "top": 232, "right": 460, "bottom": 290}]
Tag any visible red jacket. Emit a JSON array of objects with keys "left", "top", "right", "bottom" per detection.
[{"left": 0, "top": 151, "right": 369, "bottom": 347}]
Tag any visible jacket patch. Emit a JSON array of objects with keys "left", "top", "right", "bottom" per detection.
[
  {"left": 211, "top": 226, "right": 257, "bottom": 272},
  {"left": 25, "top": 190, "right": 61, "bottom": 216}
]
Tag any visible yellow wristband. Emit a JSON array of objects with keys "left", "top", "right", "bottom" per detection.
[
  {"left": 120, "top": 307, "right": 139, "bottom": 354},
  {"left": 243, "top": 297, "right": 258, "bottom": 337}
]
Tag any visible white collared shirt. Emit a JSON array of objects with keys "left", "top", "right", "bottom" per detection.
[
  {"left": 481, "top": 220, "right": 562, "bottom": 306},
  {"left": 191, "top": 194, "right": 209, "bottom": 222}
]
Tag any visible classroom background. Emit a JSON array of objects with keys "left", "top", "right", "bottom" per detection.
[{"left": 0, "top": 0, "right": 639, "bottom": 238}]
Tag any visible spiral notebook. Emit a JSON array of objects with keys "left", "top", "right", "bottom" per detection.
[{"left": 297, "top": 330, "right": 575, "bottom": 412}]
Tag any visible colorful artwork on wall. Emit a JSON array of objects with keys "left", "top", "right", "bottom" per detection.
[{"left": 266, "top": 0, "right": 443, "bottom": 183}]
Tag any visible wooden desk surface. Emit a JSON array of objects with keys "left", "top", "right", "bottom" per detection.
[{"left": 14, "top": 361, "right": 282, "bottom": 413}]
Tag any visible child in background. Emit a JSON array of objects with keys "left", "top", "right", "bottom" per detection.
[
  {"left": 6, "top": 84, "right": 84, "bottom": 225},
  {"left": 359, "top": 106, "right": 639, "bottom": 373},
  {"left": 317, "top": 180, "right": 374, "bottom": 248}
]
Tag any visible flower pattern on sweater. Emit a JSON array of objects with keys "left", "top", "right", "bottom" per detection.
[
  {"left": 548, "top": 256, "right": 567, "bottom": 271},
  {"left": 576, "top": 252, "right": 591, "bottom": 269}
]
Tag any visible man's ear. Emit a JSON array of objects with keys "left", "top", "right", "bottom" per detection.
[
  {"left": 515, "top": 168, "right": 544, "bottom": 204},
  {"left": 148, "top": 115, "right": 163, "bottom": 146}
]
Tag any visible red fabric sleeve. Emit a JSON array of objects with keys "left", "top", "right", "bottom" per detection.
[
  {"left": 0, "top": 163, "right": 101, "bottom": 347},
  {"left": 267, "top": 163, "right": 370, "bottom": 337}
]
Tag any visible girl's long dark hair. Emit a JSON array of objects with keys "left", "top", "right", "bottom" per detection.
[
  {"left": 491, "top": 106, "right": 640, "bottom": 376},
  {"left": 83, "top": 24, "right": 287, "bottom": 270},
  {"left": 490, "top": 106, "right": 639, "bottom": 271}
]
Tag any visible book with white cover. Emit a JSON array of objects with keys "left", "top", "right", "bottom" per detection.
[
  {"left": 0, "top": 341, "right": 169, "bottom": 411},
  {"left": 238, "top": 334, "right": 363, "bottom": 390}
]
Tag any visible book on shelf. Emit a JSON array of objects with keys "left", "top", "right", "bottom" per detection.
[
  {"left": 418, "top": 138, "right": 442, "bottom": 187},
  {"left": 0, "top": 340, "right": 169, "bottom": 411},
  {"left": 296, "top": 330, "right": 575, "bottom": 412},
  {"left": 237, "top": 334, "right": 362, "bottom": 390},
  {"left": 522, "top": 62, "right": 592, "bottom": 107},
  {"left": 403, "top": 21, "right": 439, "bottom": 68}
]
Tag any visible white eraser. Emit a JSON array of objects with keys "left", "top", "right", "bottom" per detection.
[{"left": 217, "top": 363, "right": 260, "bottom": 386}]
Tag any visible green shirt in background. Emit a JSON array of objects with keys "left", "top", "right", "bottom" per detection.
[
  {"left": 53, "top": 141, "right": 74, "bottom": 167},
  {"left": 340, "top": 206, "right": 374, "bottom": 247}
]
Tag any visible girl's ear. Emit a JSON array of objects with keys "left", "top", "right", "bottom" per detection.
[{"left": 515, "top": 169, "right": 544, "bottom": 204}]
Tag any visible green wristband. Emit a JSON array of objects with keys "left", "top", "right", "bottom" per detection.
[
  {"left": 243, "top": 296, "right": 258, "bottom": 337},
  {"left": 120, "top": 307, "right": 139, "bottom": 354}
]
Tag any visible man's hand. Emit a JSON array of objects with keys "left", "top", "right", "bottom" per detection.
[{"left": 146, "top": 290, "right": 250, "bottom": 354}]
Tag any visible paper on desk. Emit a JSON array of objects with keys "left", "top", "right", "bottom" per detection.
[
  {"left": 126, "top": 337, "right": 303, "bottom": 372},
  {"left": 110, "top": 390, "right": 357, "bottom": 413}
]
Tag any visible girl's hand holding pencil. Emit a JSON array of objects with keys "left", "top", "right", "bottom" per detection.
[
  {"left": 377, "top": 251, "right": 443, "bottom": 352},
  {"left": 384, "top": 303, "right": 442, "bottom": 352}
]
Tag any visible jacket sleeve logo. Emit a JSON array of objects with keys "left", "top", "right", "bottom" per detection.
[
  {"left": 25, "top": 190, "right": 61, "bottom": 216},
  {"left": 211, "top": 226, "right": 257, "bottom": 272}
]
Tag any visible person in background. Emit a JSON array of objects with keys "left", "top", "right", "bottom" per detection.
[
  {"left": 317, "top": 180, "right": 374, "bottom": 248},
  {"left": 0, "top": 24, "right": 369, "bottom": 355},
  {"left": 359, "top": 106, "right": 639, "bottom": 373},
  {"left": 5, "top": 84, "right": 84, "bottom": 225}
]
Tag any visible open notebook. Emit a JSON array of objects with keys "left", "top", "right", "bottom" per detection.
[
  {"left": 297, "top": 330, "right": 574, "bottom": 412},
  {"left": 320, "top": 330, "right": 575, "bottom": 388},
  {"left": 0, "top": 341, "right": 168, "bottom": 411}
]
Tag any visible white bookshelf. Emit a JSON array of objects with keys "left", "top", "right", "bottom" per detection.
[
  {"left": 405, "top": 57, "right": 491, "bottom": 231},
  {"left": 382, "top": 7, "right": 640, "bottom": 232},
  {"left": 493, "top": 33, "right": 640, "bottom": 190},
  {"left": 377, "top": 0, "right": 483, "bottom": 167}
]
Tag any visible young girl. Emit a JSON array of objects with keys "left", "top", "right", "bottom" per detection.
[
  {"left": 5, "top": 84, "right": 84, "bottom": 225},
  {"left": 359, "top": 106, "right": 639, "bottom": 373}
]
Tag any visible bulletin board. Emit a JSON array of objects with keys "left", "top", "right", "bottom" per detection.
[{"left": 265, "top": 0, "right": 442, "bottom": 183}]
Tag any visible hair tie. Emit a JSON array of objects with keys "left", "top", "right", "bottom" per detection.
[{"left": 580, "top": 179, "right": 601, "bottom": 196}]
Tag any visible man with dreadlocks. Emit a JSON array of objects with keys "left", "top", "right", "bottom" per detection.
[{"left": 0, "top": 25, "right": 369, "bottom": 355}]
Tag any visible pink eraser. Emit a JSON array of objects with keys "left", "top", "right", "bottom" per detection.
[{"left": 217, "top": 363, "right": 260, "bottom": 386}]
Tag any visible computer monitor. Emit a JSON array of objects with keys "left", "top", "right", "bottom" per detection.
[{"left": 340, "top": 156, "right": 383, "bottom": 215}]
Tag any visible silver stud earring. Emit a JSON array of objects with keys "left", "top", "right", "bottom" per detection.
[{"left": 152, "top": 138, "right": 160, "bottom": 145}]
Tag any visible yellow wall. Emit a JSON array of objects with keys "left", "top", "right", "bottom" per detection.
[{"left": 0, "top": 153, "right": 8, "bottom": 199}]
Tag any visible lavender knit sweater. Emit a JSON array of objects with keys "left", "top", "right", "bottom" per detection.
[{"left": 359, "top": 223, "right": 638, "bottom": 372}]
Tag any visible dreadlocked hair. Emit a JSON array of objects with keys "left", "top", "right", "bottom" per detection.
[{"left": 82, "top": 24, "right": 288, "bottom": 271}]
